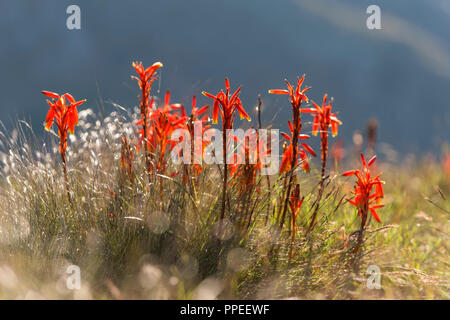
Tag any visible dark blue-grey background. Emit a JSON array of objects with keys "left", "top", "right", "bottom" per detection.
[{"left": 1, "top": 0, "right": 449, "bottom": 155}]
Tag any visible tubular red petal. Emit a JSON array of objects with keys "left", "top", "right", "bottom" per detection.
[
  {"left": 323, "top": 94, "right": 328, "bottom": 106},
  {"left": 67, "top": 110, "right": 76, "bottom": 134},
  {"left": 281, "top": 132, "right": 292, "bottom": 142},
  {"left": 64, "top": 93, "right": 76, "bottom": 104},
  {"left": 212, "top": 100, "right": 219, "bottom": 124},
  {"left": 164, "top": 91, "right": 170, "bottom": 105},
  {"left": 235, "top": 102, "right": 251, "bottom": 121},
  {"left": 368, "top": 155, "right": 377, "bottom": 167},
  {"left": 342, "top": 170, "right": 358, "bottom": 176},
  {"left": 280, "top": 145, "right": 293, "bottom": 173},
  {"left": 298, "top": 74, "right": 305, "bottom": 88},
  {"left": 230, "top": 86, "right": 242, "bottom": 105},
  {"left": 71, "top": 99, "right": 86, "bottom": 109},
  {"left": 268, "top": 89, "right": 289, "bottom": 95},
  {"left": 370, "top": 208, "right": 381, "bottom": 222},
  {"left": 302, "top": 143, "right": 316, "bottom": 157},
  {"left": 312, "top": 117, "right": 319, "bottom": 136},
  {"left": 202, "top": 91, "right": 217, "bottom": 100},
  {"left": 300, "top": 108, "right": 317, "bottom": 113},
  {"left": 225, "top": 78, "right": 230, "bottom": 93},
  {"left": 44, "top": 108, "right": 55, "bottom": 131},
  {"left": 145, "top": 61, "right": 163, "bottom": 77},
  {"left": 196, "top": 105, "right": 208, "bottom": 116},
  {"left": 360, "top": 153, "right": 366, "bottom": 167},
  {"left": 42, "top": 90, "right": 60, "bottom": 99},
  {"left": 331, "top": 121, "right": 338, "bottom": 137},
  {"left": 288, "top": 121, "right": 294, "bottom": 134},
  {"left": 301, "top": 156, "right": 310, "bottom": 171},
  {"left": 285, "top": 80, "right": 294, "bottom": 96},
  {"left": 311, "top": 101, "right": 321, "bottom": 111}
]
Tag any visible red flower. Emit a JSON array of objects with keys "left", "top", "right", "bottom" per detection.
[
  {"left": 302, "top": 94, "right": 342, "bottom": 235},
  {"left": 131, "top": 61, "right": 163, "bottom": 99},
  {"left": 343, "top": 154, "right": 385, "bottom": 229},
  {"left": 268, "top": 75, "right": 310, "bottom": 109},
  {"left": 202, "top": 78, "right": 251, "bottom": 222},
  {"left": 42, "top": 90, "right": 86, "bottom": 153},
  {"left": 269, "top": 75, "right": 316, "bottom": 173},
  {"left": 279, "top": 121, "right": 316, "bottom": 173},
  {"left": 131, "top": 61, "right": 163, "bottom": 176},
  {"left": 301, "top": 93, "right": 342, "bottom": 138},
  {"left": 139, "top": 91, "right": 187, "bottom": 175},
  {"left": 202, "top": 78, "right": 250, "bottom": 129},
  {"left": 42, "top": 90, "right": 86, "bottom": 204},
  {"left": 269, "top": 75, "right": 313, "bottom": 230}
]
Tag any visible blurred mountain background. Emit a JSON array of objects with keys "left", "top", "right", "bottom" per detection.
[{"left": 1, "top": 0, "right": 449, "bottom": 156}]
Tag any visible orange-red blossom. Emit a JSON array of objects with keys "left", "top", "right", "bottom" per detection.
[
  {"left": 302, "top": 93, "right": 342, "bottom": 139},
  {"left": 42, "top": 90, "right": 86, "bottom": 154},
  {"left": 269, "top": 75, "right": 313, "bottom": 230},
  {"left": 202, "top": 78, "right": 251, "bottom": 222},
  {"left": 268, "top": 75, "right": 310, "bottom": 108},
  {"left": 202, "top": 78, "right": 250, "bottom": 129},
  {"left": 342, "top": 154, "right": 384, "bottom": 230},
  {"left": 137, "top": 91, "right": 187, "bottom": 175},
  {"left": 269, "top": 75, "right": 314, "bottom": 173},
  {"left": 132, "top": 61, "right": 163, "bottom": 176},
  {"left": 131, "top": 61, "right": 163, "bottom": 111},
  {"left": 280, "top": 122, "right": 316, "bottom": 173}
]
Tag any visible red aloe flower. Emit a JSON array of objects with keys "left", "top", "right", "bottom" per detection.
[
  {"left": 269, "top": 75, "right": 312, "bottom": 229},
  {"left": 301, "top": 93, "right": 342, "bottom": 175},
  {"left": 202, "top": 78, "right": 250, "bottom": 129},
  {"left": 268, "top": 75, "right": 311, "bottom": 108},
  {"left": 131, "top": 61, "right": 163, "bottom": 177},
  {"left": 42, "top": 90, "right": 86, "bottom": 203},
  {"left": 43, "top": 91, "right": 85, "bottom": 144},
  {"left": 302, "top": 94, "right": 342, "bottom": 234},
  {"left": 202, "top": 78, "right": 251, "bottom": 222},
  {"left": 302, "top": 94, "right": 342, "bottom": 138},
  {"left": 151, "top": 110, "right": 186, "bottom": 175},
  {"left": 146, "top": 91, "right": 187, "bottom": 175},
  {"left": 279, "top": 123, "right": 316, "bottom": 173},
  {"left": 342, "top": 154, "right": 385, "bottom": 231}
]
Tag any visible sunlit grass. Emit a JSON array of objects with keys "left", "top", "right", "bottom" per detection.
[{"left": 0, "top": 105, "right": 447, "bottom": 299}]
